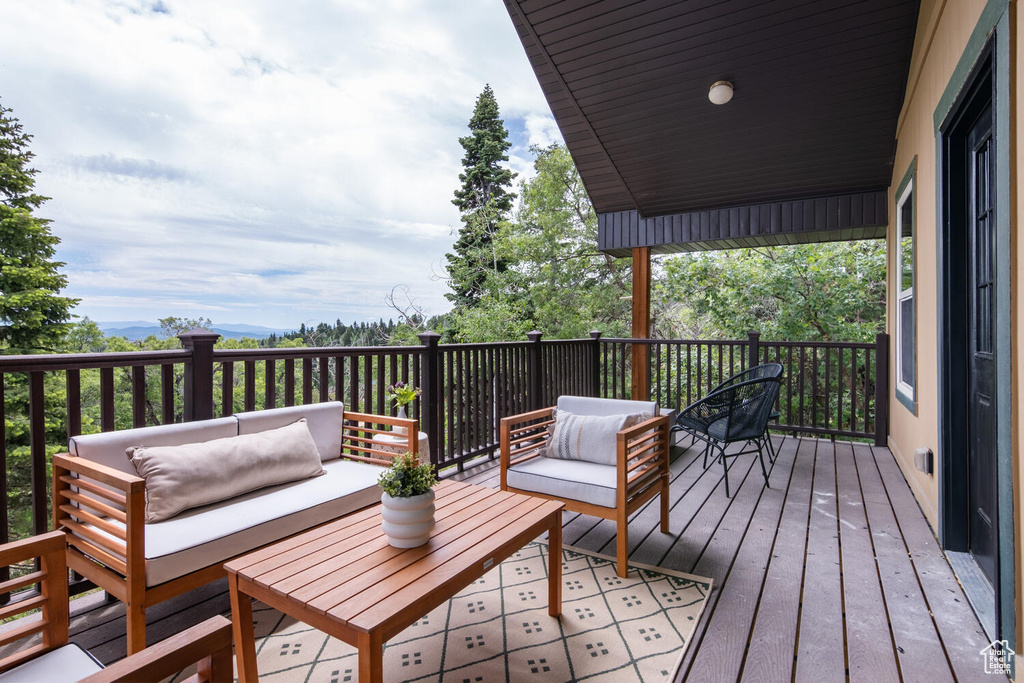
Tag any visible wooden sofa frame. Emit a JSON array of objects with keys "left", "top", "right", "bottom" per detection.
[
  {"left": 0, "top": 531, "right": 234, "bottom": 682},
  {"left": 52, "top": 411, "right": 417, "bottom": 655},
  {"left": 499, "top": 407, "right": 670, "bottom": 577}
]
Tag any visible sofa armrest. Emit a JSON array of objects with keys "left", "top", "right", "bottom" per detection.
[
  {"left": 80, "top": 615, "right": 233, "bottom": 683},
  {"left": 52, "top": 454, "right": 145, "bottom": 584},
  {"left": 500, "top": 407, "right": 555, "bottom": 489},
  {"left": 617, "top": 415, "right": 670, "bottom": 489},
  {"left": 342, "top": 410, "right": 419, "bottom": 466}
]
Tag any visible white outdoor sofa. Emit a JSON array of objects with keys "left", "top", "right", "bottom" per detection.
[{"left": 52, "top": 401, "right": 416, "bottom": 654}]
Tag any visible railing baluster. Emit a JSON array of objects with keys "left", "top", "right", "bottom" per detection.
[
  {"left": 319, "top": 357, "right": 330, "bottom": 403},
  {"left": 29, "top": 372, "right": 47, "bottom": 537},
  {"left": 100, "top": 367, "right": 115, "bottom": 432},
  {"left": 244, "top": 360, "right": 256, "bottom": 412},
  {"left": 66, "top": 369, "right": 81, "bottom": 438},
  {"left": 283, "top": 359, "right": 295, "bottom": 407},
  {"left": 302, "top": 358, "right": 313, "bottom": 405},
  {"left": 265, "top": 359, "right": 276, "bottom": 409},
  {"left": 221, "top": 361, "right": 234, "bottom": 417},
  {"left": 132, "top": 366, "right": 146, "bottom": 428},
  {"left": 161, "top": 364, "right": 175, "bottom": 424}
]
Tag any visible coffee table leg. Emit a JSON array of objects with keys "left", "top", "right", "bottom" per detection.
[
  {"left": 549, "top": 508, "right": 562, "bottom": 617},
  {"left": 358, "top": 630, "right": 385, "bottom": 683},
  {"left": 229, "top": 572, "right": 259, "bottom": 683}
]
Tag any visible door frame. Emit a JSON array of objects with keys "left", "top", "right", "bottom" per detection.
[{"left": 935, "top": 9, "right": 1014, "bottom": 646}]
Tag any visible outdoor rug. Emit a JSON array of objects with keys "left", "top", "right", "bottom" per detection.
[{"left": 230, "top": 541, "right": 712, "bottom": 683}]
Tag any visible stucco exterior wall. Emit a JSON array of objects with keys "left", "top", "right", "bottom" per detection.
[
  {"left": 889, "top": 0, "right": 1019, "bottom": 648},
  {"left": 887, "top": 0, "right": 990, "bottom": 529}
]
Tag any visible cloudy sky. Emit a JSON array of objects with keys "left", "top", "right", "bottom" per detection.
[{"left": 0, "top": 0, "right": 561, "bottom": 330}]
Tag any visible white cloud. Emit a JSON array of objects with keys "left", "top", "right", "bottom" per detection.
[{"left": 0, "top": 0, "right": 559, "bottom": 328}]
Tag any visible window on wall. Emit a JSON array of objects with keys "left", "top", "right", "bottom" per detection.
[{"left": 896, "top": 179, "right": 915, "bottom": 401}]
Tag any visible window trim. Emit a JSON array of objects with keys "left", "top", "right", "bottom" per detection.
[{"left": 895, "top": 174, "right": 916, "bottom": 410}]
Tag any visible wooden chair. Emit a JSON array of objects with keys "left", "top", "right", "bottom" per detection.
[
  {"left": 0, "top": 531, "right": 233, "bottom": 682},
  {"left": 500, "top": 396, "right": 670, "bottom": 578}
]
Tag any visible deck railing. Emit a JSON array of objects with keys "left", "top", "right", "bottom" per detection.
[{"left": 0, "top": 329, "right": 888, "bottom": 596}]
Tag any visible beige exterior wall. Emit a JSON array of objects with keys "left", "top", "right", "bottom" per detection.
[
  {"left": 888, "top": 0, "right": 1020, "bottom": 648},
  {"left": 887, "top": 0, "right": 992, "bottom": 528}
]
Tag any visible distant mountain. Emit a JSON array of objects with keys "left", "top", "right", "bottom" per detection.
[{"left": 97, "top": 322, "right": 293, "bottom": 341}]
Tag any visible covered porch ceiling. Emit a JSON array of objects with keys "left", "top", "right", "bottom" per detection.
[{"left": 503, "top": 0, "right": 920, "bottom": 256}]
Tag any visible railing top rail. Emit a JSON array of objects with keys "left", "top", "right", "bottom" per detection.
[
  {"left": 599, "top": 337, "right": 747, "bottom": 345},
  {"left": 759, "top": 340, "right": 875, "bottom": 350},
  {"left": 213, "top": 345, "right": 425, "bottom": 362},
  {"left": 438, "top": 341, "right": 530, "bottom": 351},
  {"left": 600, "top": 337, "right": 876, "bottom": 349},
  {"left": 0, "top": 349, "right": 190, "bottom": 373},
  {"left": 539, "top": 339, "right": 593, "bottom": 347}
]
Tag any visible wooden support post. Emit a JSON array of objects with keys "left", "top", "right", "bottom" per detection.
[
  {"left": 748, "top": 330, "right": 761, "bottom": 369},
  {"left": 417, "top": 331, "right": 441, "bottom": 467},
  {"left": 527, "top": 330, "right": 544, "bottom": 410},
  {"left": 631, "top": 247, "right": 651, "bottom": 401},
  {"left": 589, "top": 330, "right": 602, "bottom": 397},
  {"left": 178, "top": 328, "right": 221, "bottom": 422},
  {"left": 874, "top": 332, "right": 890, "bottom": 447}
]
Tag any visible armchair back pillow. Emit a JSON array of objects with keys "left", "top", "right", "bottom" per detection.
[
  {"left": 546, "top": 410, "right": 651, "bottom": 466},
  {"left": 127, "top": 418, "right": 325, "bottom": 523}
]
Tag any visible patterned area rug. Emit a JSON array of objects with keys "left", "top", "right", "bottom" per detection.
[{"left": 238, "top": 542, "right": 712, "bottom": 683}]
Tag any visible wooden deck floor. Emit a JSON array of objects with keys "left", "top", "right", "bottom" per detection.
[{"left": 60, "top": 436, "right": 997, "bottom": 682}]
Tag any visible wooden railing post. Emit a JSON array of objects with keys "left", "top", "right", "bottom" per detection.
[
  {"left": 589, "top": 330, "right": 602, "bottom": 397},
  {"left": 417, "top": 331, "right": 441, "bottom": 467},
  {"left": 178, "top": 328, "right": 220, "bottom": 422},
  {"left": 748, "top": 330, "right": 761, "bottom": 368},
  {"left": 874, "top": 332, "right": 890, "bottom": 447},
  {"left": 527, "top": 330, "right": 544, "bottom": 410}
]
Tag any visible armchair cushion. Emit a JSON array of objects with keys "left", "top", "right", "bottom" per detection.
[
  {"left": 127, "top": 418, "right": 325, "bottom": 522},
  {"left": 0, "top": 643, "right": 102, "bottom": 683},
  {"left": 506, "top": 457, "right": 617, "bottom": 508},
  {"left": 546, "top": 410, "right": 649, "bottom": 466}
]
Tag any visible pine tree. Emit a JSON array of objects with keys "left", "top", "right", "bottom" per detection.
[
  {"left": 0, "top": 102, "right": 77, "bottom": 353},
  {"left": 445, "top": 85, "right": 516, "bottom": 309}
]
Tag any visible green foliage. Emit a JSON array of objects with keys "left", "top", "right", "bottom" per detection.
[
  {"left": 0, "top": 101, "right": 77, "bottom": 353},
  {"left": 656, "top": 242, "right": 887, "bottom": 342},
  {"left": 446, "top": 85, "right": 517, "bottom": 310},
  {"left": 376, "top": 452, "right": 438, "bottom": 498},
  {"left": 445, "top": 144, "right": 633, "bottom": 341}
]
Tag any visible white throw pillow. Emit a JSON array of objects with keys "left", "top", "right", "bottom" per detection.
[
  {"left": 127, "top": 418, "right": 325, "bottom": 523},
  {"left": 546, "top": 409, "right": 650, "bottom": 466}
]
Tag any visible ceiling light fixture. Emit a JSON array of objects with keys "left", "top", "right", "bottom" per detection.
[{"left": 708, "top": 80, "right": 734, "bottom": 105}]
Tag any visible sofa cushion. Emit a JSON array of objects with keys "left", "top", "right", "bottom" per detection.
[
  {"left": 140, "top": 458, "right": 382, "bottom": 586},
  {"left": 127, "top": 419, "right": 325, "bottom": 523},
  {"left": 0, "top": 643, "right": 103, "bottom": 683},
  {"left": 68, "top": 417, "right": 239, "bottom": 476},
  {"left": 235, "top": 402, "right": 345, "bottom": 462},
  {"left": 506, "top": 457, "right": 617, "bottom": 509},
  {"left": 555, "top": 395, "right": 657, "bottom": 417}
]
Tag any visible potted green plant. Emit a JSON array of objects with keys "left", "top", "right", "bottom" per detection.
[
  {"left": 386, "top": 381, "right": 421, "bottom": 435},
  {"left": 377, "top": 452, "right": 438, "bottom": 548}
]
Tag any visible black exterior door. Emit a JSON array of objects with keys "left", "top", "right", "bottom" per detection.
[{"left": 966, "top": 103, "right": 997, "bottom": 584}]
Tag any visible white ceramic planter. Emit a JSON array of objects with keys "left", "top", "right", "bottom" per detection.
[
  {"left": 381, "top": 489, "right": 435, "bottom": 548},
  {"left": 393, "top": 405, "right": 408, "bottom": 435}
]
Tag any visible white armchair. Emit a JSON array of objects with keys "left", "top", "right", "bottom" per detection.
[{"left": 500, "top": 396, "right": 671, "bottom": 577}]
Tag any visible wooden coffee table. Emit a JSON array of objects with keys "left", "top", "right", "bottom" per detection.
[{"left": 225, "top": 479, "right": 563, "bottom": 683}]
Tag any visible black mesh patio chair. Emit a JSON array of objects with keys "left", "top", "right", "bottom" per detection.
[
  {"left": 671, "top": 363, "right": 783, "bottom": 461},
  {"left": 677, "top": 376, "right": 782, "bottom": 497}
]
